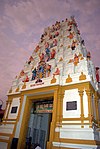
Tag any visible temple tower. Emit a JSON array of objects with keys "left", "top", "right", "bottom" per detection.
[{"left": 0, "top": 16, "right": 100, "bottom": 149}]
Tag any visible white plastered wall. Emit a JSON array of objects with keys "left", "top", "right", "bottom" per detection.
[
  {"left": 83, "top": 90, "right": 88, "bottom": 118},
  {"left": 0, "top": 142, "right": 8, "bottom": 149},
  {"left": 59, "top": 88, "right": 98, "bottom": 141},
  {"left": 14, "top": 95, "right": 27, "bottom": 138},
  {"left": 63, "top": 88, "right": 80, "bottom": 118},
  {"left": 8, "top": 97, "right": 20, "bottom": 119}
]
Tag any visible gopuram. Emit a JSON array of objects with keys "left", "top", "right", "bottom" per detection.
[{"left": 0, "top": 16, "right": 100, "bottom": 149}]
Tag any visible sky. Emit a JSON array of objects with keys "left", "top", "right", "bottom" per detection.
[{"left": 0, "top": 0, "right": 100, "bottom": 109}]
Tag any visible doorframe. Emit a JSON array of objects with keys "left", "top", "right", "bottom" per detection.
[{"left": 17, "top": 85, "right": 60, "bottom": 149}]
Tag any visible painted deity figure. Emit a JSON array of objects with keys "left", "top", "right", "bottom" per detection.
[
  {"left": 39, "top": 53, "right": 44, "bottom": 61},
  {"left": 38, "top": 65, "right": 44, "bottom": 79},
  {"left": 31, "top": 68, "right": 37, "bottom": 80},
  {"left": 56, "top": 21, "right": 60, "bottom": 30},
  {"left": 53, "top": 68, "right": 60, "bottom": 75},
  {"left": 46, "top": 64, "right": 51, "bottom": 77},
  {"left": 68, "top": 25, "right": 72, "bottom": 32},
  {"left": 45, "top": 42, "right": 49, "bottom": 49},
  {"left": 67, "top": 32, "right": 74, "bottom": 39},
  {"left": 87, "top": 51, "right": 91, "bottom": 60},
  {"left": 55, "top": 31, "right": 59, "bottom": 37},
  {"left": 18, "top": 70, "right": 25, "bottom": 78},
  {"left": 71, "top": 40, "right": 77, "bottom": 51},
  {"left": 96, "top": 67, "right": 99, "bottom": 82},
  {"left": 53, "top": 39, "right": 57, "bottom": 47},
  {"left": 74, "top": 54, "right": 79, "bottom": 66},
  {"left": 23, "top": 75, "right": 29, "bottom": 82},
  {"left": 35, "top": 45, "right": 40, "bottom": 53},
  {"left": 51, "top": 24, "right": 55, "bottom": 32},
  {"left": 45, "top": 48, "right": 50, "bottom": 62},
  {"left": 51, "top": 49, "right": 56, "bottom": 59},
  {"left": 28, "top": 56, "right": 34, "bottom": 64},
  {"left": 49, "top": 33, "right": 52, "bottom": 40},
  {"left": 73, "top": 54, "right": 79, "bottom": 73}
]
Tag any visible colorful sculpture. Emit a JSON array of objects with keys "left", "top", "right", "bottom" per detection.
[
  {"left": 19, "top": 70, "right": 25, "bottom": 78},
  {"left": 96, "top": 67, "right": 99, "bottom": 82},
  {"left": 55, "top": 31, "right": 59, "bottom": 37},
  {"left": 28, "top": 56, "right": 34, "bottom": 64},
  {"left": 37, "top": 61, "right": 46, "bottom": 79},
  {"left": 23, "top": 75, "right": 29, "bottom": 82},
  {"left": 67, "top": 32, "right": 74, "bottom": 39},
  {"left": 87, "top": 51, "right": 91, "bottom": 60},
  {"left": 49, "top": 33, "right": 52, "bottom": 40},
  {"left": 53, "top": 39, "right": 57, "bottom": 47},
  {"left": 45, "top": 42, "right": 49, "bottom": 49},
  {"left": 45, "top": 48, "right": 50, "bottom": 62},
  {"left": 31, "top": 68, "right": 37, "bottom": 80},
  {"left": 39, "top": 53, "right": 45, "bottom": 61},
  {"left": 46, "top": 64, "right": 51, "bottom": 77},
  {"left": 51, "top": 49, "right": 56, "bottom": 59},
  {"left": 53, "top": 68, "right": 60, "bottom": 75},
  {"left": 71, "top": 40, "right": 76, "bottom": 51},
  {"left": 74, "top": 54, "right": 79, "bottom": 66},
  {"left": 35, "top": 45, "right": 40, "bottom": 53}
]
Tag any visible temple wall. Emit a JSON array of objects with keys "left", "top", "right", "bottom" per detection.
[
  {"left": 0, "top": 16, "right": 100, "bottom": 149},
  {"left": 63, "top": 89, "right": 80, "bottom": 118},
  {"left": 60, "top": 127, "right": 95, "bottom": 140},
  {"left": 52, "top": 142, "right": 98, "bottom": 149},
  {"left": 14, "top": 96, "right": 26, "bottom": 138},
  {"left": 0, "top": 142, "right": 7, "bottom": 149},
  {"left": 0, "top": 124, "right": 14, "bottom": 134},
  {"left": 8, "top": 97, "right": 20, "bottom": 119}
]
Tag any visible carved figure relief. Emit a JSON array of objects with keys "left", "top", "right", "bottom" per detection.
[{"left": 37, "top": 61, "right": 46, "bottom": 79}]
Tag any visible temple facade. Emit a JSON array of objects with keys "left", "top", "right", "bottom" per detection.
[{"left": 0, "top": 16, "right": 100, "bottom": 149}]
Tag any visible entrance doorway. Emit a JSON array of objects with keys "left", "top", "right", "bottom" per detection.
[{"left": 26, "top": 98, "right": 53, "bottom": 149}]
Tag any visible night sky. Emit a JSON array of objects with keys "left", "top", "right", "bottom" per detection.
[{"left": 0, "top": 0, "right": 100, "bottom": 108}]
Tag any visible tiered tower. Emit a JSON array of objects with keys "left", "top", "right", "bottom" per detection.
[{"left": 0, "top": 16, "right": 100, "bottom": 149}]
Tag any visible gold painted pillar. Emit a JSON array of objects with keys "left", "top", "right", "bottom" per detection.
[
  {"left": 54, "top": 87, "right": 64, "bottom": 143},
  {"left": 3, "top": 100, "right": 9, "bottom": 120},
  {"left": 78, "top": 90, "right": 84, "bottom": 128},
  {"left": 6, "top": 99, "right": 12, "bottom": 119},
  {"left": 56, "top": 87, "right": 64, "bottom": 125},
  {"left": 17, "top": 97, "right": 32, "bottom": 149},
  {"left": 17, "top": 96, "right": 24, "bottom": 122},
  {"left": 86, "top": 90, "right": 92, "bottom": 128},
  {"left": 47, "top": 89, "right": 59, "bottom": 149}
]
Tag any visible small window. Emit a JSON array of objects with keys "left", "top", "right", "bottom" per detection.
[
  {"left": 66, "top": 101, "right": 77, "bottom": 110},
  {"left": 11, "top": 106, "right": 18, "bottom": 113}
]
